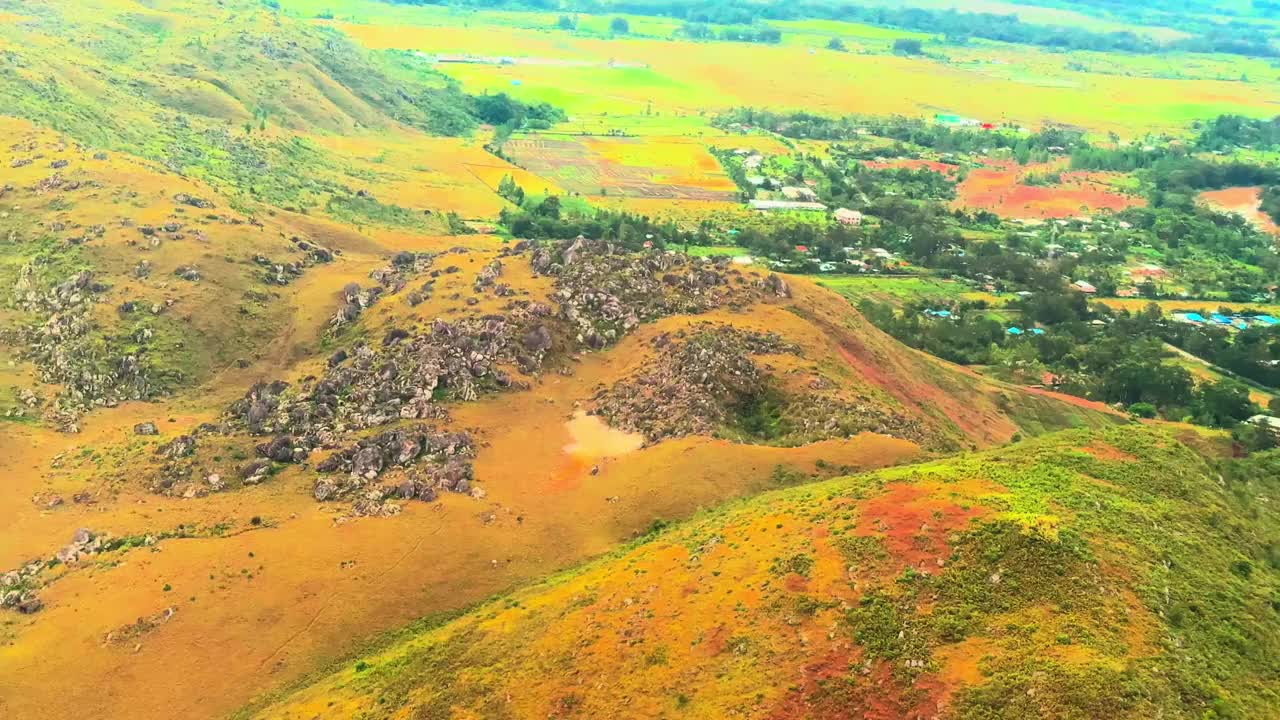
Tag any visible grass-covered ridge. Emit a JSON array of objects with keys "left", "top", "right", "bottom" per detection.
[
  {"left": 245, "top": 425, "right": 1280, "bottom": 719},
  {"left": 0, "top": 0, "right": 514, "bottom": 211}
]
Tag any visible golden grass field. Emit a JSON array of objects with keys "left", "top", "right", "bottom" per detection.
[{"left": 0, "top": 178, "right": 1121, "bottom": 718}]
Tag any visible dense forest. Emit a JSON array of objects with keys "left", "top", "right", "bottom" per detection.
[
  {"left": 1194, "top": 114, "right": 1280, "bottom": 151},
  {"left": 860, "top": 292, "right": 1275, "bottom": 430}
]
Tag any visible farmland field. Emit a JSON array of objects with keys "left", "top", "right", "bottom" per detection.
[
  {"left": 292, "top": 2, "right": 1280, "bottom": 137},
  {"left": 1198, "top": 186, "right": 1280, "bottom": 235},
  {"left": 1096, "top": 297, "right": 1280, "bottom": 317},
  {"left": 955, "top": 162, "right": 1144, "bottom": 219},
  {"left": 815, "top": 275, "right": 1004, "bottom": 306},
  {"left": 503, "top": 135, "right": 739, "bottom": 200}
]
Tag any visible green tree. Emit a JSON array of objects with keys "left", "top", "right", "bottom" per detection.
[
  {"left": 610, "top": 16, "right": 630, "bottom": 34},
  {"left": 556, "top": 15, "right": 576, "bottom": 30},
  {"left": 893, "top": 38, "right": 924, "bottom": 56},
  {"left": 497, "top": 174, "right": 525, "bottom": 205},
  {"left": 1194, "top": 379, "right": 1255, "bottom": 428},
  {"left": 537, "top": 195, "right": 562, "bottom": 219},
  {"left": 826, "top": 37, "right": 847, "bottom": 51},
  {"left": 1232, "top": 421, "right": 1276, "bottom": 452}
]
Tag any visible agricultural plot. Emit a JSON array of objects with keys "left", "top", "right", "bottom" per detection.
[
  {"left": 816, "top": 276, "right": 1004, "bottom": 307},
  {"left": 955, "top": 162, "right": 1143, "bottom": 219},
  {"left": 863, "top": 158, "right": 962, "bottom": 175},
  {"left": 503, "top": 136, "right": 739, "bottom": 200},
  {"left": 300, "top": 7, "right": 1280, "bottom": 137},
  {"left": 1199, "top": 186, "right": 1280, "bottom": 235},
  {"left": 1097, "top": 298, "right": 1280, "bottom": 318},
  {"left": 591, "top": 196, "right": 753, "bottom": 225}
]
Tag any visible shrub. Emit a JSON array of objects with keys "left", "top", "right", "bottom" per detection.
[{"left": 1128, "top": 402, "right": 1157, "bottom": 419}]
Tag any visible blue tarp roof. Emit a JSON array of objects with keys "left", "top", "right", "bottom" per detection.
[
  {"left": 1007, "top": 327, "right": 1023, "bottom": 335},
  {"left": 1029, "top": 328, "right": 1046, "bottom": 335},
  {"left": 1182, "top": 313, "right": 1206, "bottom": 323},
  {"left": 1254, "top": 315, "right": 1278, "bottom": 325},
  {"left": 1211, "top": 313, "right": 1232, "bottom": 324}
]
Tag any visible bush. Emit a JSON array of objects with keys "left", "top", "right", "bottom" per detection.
[
  {"left": 610, "top": 17, "right": 630, "bottom": 34},
  {"left": 1128, "top": 402, "right": 1157, "bottom": 419},
  {"left": 893, "top": 38, "right": 924, "bottom": 56}
]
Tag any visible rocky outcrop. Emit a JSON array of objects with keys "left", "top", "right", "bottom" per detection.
[
  {"left": 253, "top": 255, "right": 305, "bottom": 286},
  {"left": 3, "top": 528, "right": 108, "bottom": 614},
  {"left": 590, "top": 325, "right": 798, "bottom": 442},
  {"left": 473, "top": 259, "right": 503, "bottom": 292},
  {"left": 255, "top": 434, "right": 309, "bottom": 464},
  {"left": 591, "top": 324, "right": 924, "bottom": 446},
  {"left": 173, "top": 192, "right": 214, "bottom": 209},
  {"left": 229, "top": 301, "right": 556, "bottom": 441},
  {"left": 311, "top": 426, "right": 476, "bottom": 514},
  {"left": 156, "top": 240, "right": 792, "bottom": 511},
  {"left": 525, "top": 237, "right": 774, "bottom": 350},
  {"left": 7, "top": 269, "right": 154, "bottom": 429}
]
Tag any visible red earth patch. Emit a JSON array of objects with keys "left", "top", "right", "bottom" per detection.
[
  {"left": 1199, "top": 186, "right": 1280, "bottom": 235},
  {"left": 854, "top": 484, "right": 986, "bottom": 572},
  {"left": 1079, "top": 441, "right": 1137, "bottom": 462},
  {"left": 955, "top": 162, "right": 1142, "bottom": 219}
]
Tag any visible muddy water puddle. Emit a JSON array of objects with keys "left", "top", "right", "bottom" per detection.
[
  {"left": 547, "top": 411, "right": 645, "bottom": 492},
  {"left": 563, "top": 410, "right": 644, "bottom": 458}
]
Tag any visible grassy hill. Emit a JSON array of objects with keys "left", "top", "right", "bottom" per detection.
[
  {"left": 0, "top": 0, "right": 481, "bottom": 211},
  {"left": 244, "top": 425, "right": 1280, "bottom": 720},
  {"left": 0, "top": 230, "right": 1128, "bottom": 719},
  {"left": 2, "top": 3, "right": 1278, "bottom": 720}
]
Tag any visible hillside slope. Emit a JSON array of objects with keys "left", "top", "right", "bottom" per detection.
[
  {"left": 0, "top": 0, "right": 495, "bottom": 212},
  {"left": 0, "top": 231, "right": 1124, "bottom": 720},
  {"left": 246, "top": 426, "right": 1280, "bottom": 720}
]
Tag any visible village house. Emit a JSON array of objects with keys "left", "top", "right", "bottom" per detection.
[
  {"left": 1071, "top": 280, "right": 1097, "bottom": 294},
  {"left": 1129, "top": 264, "right": 1166, "bottom": 280},
  {"left": 834, "top": 208, "right": 863, "bottom": 226},
  {"left": 781, "top": 186, "right": 819, "bottom": 202},
  {"left": 1247, "top": 415, "right": 1280, "bottom": 439},
  {"left": 749, "top": 199, "right": 827, "bottom": 212}
]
